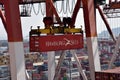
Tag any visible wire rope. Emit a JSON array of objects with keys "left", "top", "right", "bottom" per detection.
[
  {"left": 26, "top": 4, "right": 32, "bottom": 15},
  {"left": 29, "top": 4, "right": 33, "bottom": 15},
  {"left": 54, "top": 1, "right": 63, "bottom": 14},
  {"left": 63, "top": 0, "right": 67, "bottom": 14},
  {"left": 32, "top": 3, "right": 41, "bottom": 15},
  {"left": 40, "top": 3, "right": 46, "bottom": 16},
  {"left": 67, "top": 0, "right": 75, "bottom": 14}
]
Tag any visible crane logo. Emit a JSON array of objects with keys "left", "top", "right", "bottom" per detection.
[{"left": 64, "top": 38, "right": 73, "bottom": 46}]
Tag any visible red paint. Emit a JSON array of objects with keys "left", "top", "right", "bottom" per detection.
[
  {"left": 4, "top": 0, "right": 23, "bottom": 42},
  {"left": 82, "top": 0, "right": 97, "bottom": 37},
  {"left": 0, "top": 0, "right": 4, "bottom": 4},
  {"left": 30, "top": 34, "right": 83, "bottom": 52},
  {"left": 46, "top": 0, "right": 61, "bottom": 24},
  {"left": 71, "top": 0, "right": 81, "bottom": 27}
]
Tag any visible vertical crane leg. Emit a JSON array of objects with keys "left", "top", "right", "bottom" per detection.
[
  {"left": 48, "top": 52, "right": 55, "bottom": 80},
  {"left": 82, "top": 0, "right": 101, "bottom": 80},
  {"left": 4, "top": 0, "right": 26, "bottom": 80}
]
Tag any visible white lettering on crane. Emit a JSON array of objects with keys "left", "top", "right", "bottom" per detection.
[{"left": 45, "top": 38, "right": 79, "bottom": 47}]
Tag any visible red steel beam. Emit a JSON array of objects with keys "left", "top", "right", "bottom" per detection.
[
  {"left": 3, "top": 1, "right": 26, "bottom": 80},
  {"left": 82, "top": 1, "right": 101, "bottom": 80},
  {"left": 4, "top": 0, "right": 23, "bottom": 42},
  {"left": 0, "top": 0, "right": 4, "bottom": 4},
  {"left": 97, "top": 5, "right": 116, "bottom": 42},
  {"left": 70, "top": 0, "right": 81, "bottom": 28},
  {"left": 48, "top": 0, "right": 61, "bottom": 23},
  {"left": 110, "top": 2, "right": 120, "bottom": 9},
  {"left": 82, "top": 0, "right": 97, "bottom": 37},
  {"left": 46, "top": 0, "right": 53, "bottom": 17}
]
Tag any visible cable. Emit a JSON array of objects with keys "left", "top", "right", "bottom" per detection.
[
  {"left": 26, "top": 4, "right": 32, "bottom": 15},
  {"left": 28, "top": 4, "right": 33, "bottom": 15},
  {"left": 67, "top": 0, "right": 75, "bottom": 14},
  {"left": 55, "top": 1, "right": 63, "bottom": 14},
  {"left": 32, "top": 3, "right": 40, "bottom": 15},
  {"left": 40, "top": 3, "right": 46, "bottom": 16},
  {"left": 63, "top": 0, "right": 67, "bottom": 14}
]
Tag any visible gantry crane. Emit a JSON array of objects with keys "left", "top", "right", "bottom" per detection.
[
  {"left": 0, "top": 0, "right": 115, "bottom": 80},
  {"left": 94, "top": 0, "right": 120, "bottom": 79}
]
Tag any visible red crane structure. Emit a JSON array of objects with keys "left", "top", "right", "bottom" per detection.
[
  {"left": 103, "top": 0, "right": 120, "bottom": 18},
  {"left": 0, "top": 0, "right": 116, "bottom": 80}
]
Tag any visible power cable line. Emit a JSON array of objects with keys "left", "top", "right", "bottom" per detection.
[
  {"left": 40, "top": 3, "right": 46, "bottom": 16},
  {"left": 32, "top": 3, "right": 41, "bottom": 15},
  {"left": 55, "top": 1, "right": 63, "bottom": 14},
  {"left": 63, "top": 0, "right": 67, "bottom": 14},
  {"left": 67, "top": 0, "right": 75, "bottom": 14}
]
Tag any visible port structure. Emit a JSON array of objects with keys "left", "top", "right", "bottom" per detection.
[
  {"left": 0, "top": 0, "right": 117, "bottom": 80},
  {"left": 103, "top": 0, "right": 120, "bottom": 18},
  {"left": 0, "top": 0, "right": 101, "bottom": 80},
  {"left": 102, "top": 0, "right": 120, "bottom": 69}
]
